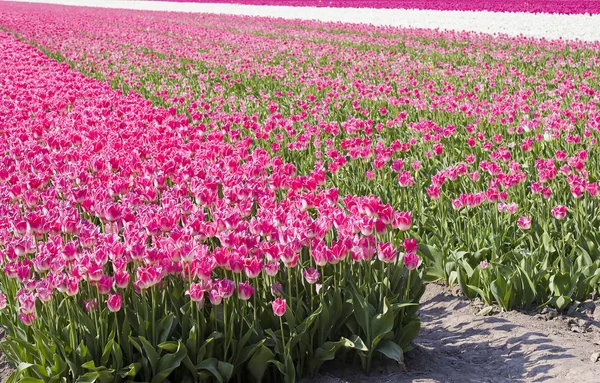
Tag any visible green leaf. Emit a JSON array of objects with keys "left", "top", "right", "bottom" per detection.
[
  {"left": 347, "top": 334, "right": 368, "bottom": 352},
  {"left": 457, "top": 267, "right": 477, "bottom": 299},
  {"left": 157, "top": 314, "right": 175, "bottom": 344},
  {"left": 310, "top": 337, "right": 358, "bottom": 373},
  {"left": 101, "top": 339, "right": 114, "bottom": 366},
  {"left": 118, "top": 363, "right": 141, "bottom": 378},
  {"left": 552, "top": 295, "right": 572, "bottom": 312},
  {"left": 549, "top": 272, "right": 572, "bottom": 296},
  {"left": 376, "top": 340, "right": 404, "bottom": 364},
  {"left": 197, "top": 358, "right": 223, "bottom": 383},
  {"left": 139, "top": 336, "right": 160, "bottom": 375},
  {"left": 15, "top": 363, "right": 49, "bottom": 379},
  {"left": 420, "top": 244, "right": 445, "bottom": 281},
  {"left": 370, "top": 298, "right": 394, "bottom": 347},
  {"left": 396, "top": 319, "right": 421, "bottom": 349},
  {"left": 216, "top": 361, "right": 234, "bottom": 382},
  {"left": 283, "top": 353, "right": 296, "bottom": 383},
  {"left": 542, "top": 231, "right": 555, "bottom": 253},
  {"left": 490, "top": 276, "right": 512, "bottom": 310},
  {"left": 235, "top": 339, "right": 266, "bottom": 368},
  {"left": 352, "top": 288, "right": 371, "bottom": 338},
  {"left": 76, "top": 372, "right": 99, "bottom": 383},
  {"left": 248, "top": 345, "right": 274, "bottom": 382},
  {"left": 151, "top": 342, "right": 187, "bottom": 383}
]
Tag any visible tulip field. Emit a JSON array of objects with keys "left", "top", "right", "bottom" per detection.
[{"left": 1, "top": 1, "right": 600, "bottom": 382}]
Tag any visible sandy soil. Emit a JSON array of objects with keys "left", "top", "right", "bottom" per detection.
[{"left": 306, "top": 283, "right": 600, "bottom": 383}]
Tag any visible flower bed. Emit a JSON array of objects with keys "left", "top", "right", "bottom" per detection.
[
  {"left": 0, "top": 16, "right": 423, "bottom": 383},
  {"left": 1, "top": 1, "right": 600, "bottom": 381}
]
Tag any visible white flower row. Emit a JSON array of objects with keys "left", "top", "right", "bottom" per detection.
[{"left": 11, "top": 0, "right": 600, "bottom": 41}]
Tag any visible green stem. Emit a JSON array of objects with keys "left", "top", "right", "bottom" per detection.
[{"left": 279, "top": 316, "right": 286, "bottom": 356}]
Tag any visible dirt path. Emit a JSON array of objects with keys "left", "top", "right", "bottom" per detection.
[{"left": 309, "top": 283, "right": 600, "bottom": 383}]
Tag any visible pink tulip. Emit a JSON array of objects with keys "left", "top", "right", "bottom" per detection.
[
  {"left": 238, "top": 281, "right": 254, "bottom": 301},
  {"left": 303, "top": 267, "right": 320, "bottom": 284},
  {"left": 271, "top": 298, "right": 286, "bottom": 317},
  {"left": 136, "top": 266, "right": 161, "bottom": 290},
  {"left": 186, "top": 283, "right": 205, "bottom": 303},
  {"left": 264, "top": 261, "right": 280, "bottom": 276},
  {"left": 209, "top": 289, "right": 222, "bottom": 306},
  {"left": 392, "top": 211, "right": 412, "bottom": 231},
  {"left": 244, "top": 257, "right": 262, "bottom": 279},
  {"left": 216, "top": 279, "right": 235, "bottom": 299},
  {"left": 427, "top": 186, "right": 441, "bottom": 200},
  {"left": 96, "top": 275, "right": 113, "bottom": 295},
  {"left": 377, "top": 242, "right": 397, "bottom": 263},
  {"left": 107, "top": 293, "right": 123, "bottom": 312},
  {"left": 391, "top": 159, "right": 404, "bottom": 173},
  {"left": 17, "top": 291, "right": 36, "bottom": 314},
  {"left": 517, "top": 216, "right": 532, "bottom": 230},
  {"left": 18, "top": 311, "right": 35, "bottom": 326},
  {"left": 84, "top": 298, "right": 98, "bottom": 312},
  {"left": 552, "top": 205, "right": 567, "bottom": 220},
  {"left": 402, "top": 238, "right": 419, "bottom": 254},
  {"left": 0, "top": 292, "right": 6, "bottom": 310},
  {"left": 66, "top": 278, "right": 79, "bottom": 297},
  {"left": 105, "top": 204, "right": 122, "bottom": 222},
  {"left": 403, "top": 253, "right": 419, "bottom": 270},
  {"left": 114, "top": 270, "right": 130, "bottom": 289}
]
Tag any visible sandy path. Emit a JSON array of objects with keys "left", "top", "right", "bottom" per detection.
[
  {"left": 7, "top": 0, "right": 600, "bottom": 41},
  {"left": 306, "top": 283, "right": 600, "bottom": 382}
]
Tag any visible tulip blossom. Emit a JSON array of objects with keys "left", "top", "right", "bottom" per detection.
[
  {"left": 271, "top": 298, "right": 287, "bottom": 317},
  {"left": 18, "top": 312, "right": 35, "bottom": 326},
  {"left": 186, "top": 283, "right": 205, "bottom": 303},
  {"left": 517, "top": 216, "right": 532, "bottom": 230},
  {"left": 403, "top": 253, "right": 420, "bottom": 270},
  {"left": 302, "top": 267, "right": 320, "bottom": 284},
  {"left": 84, "top": 298, "right": 98, "bottom": 312},
  {"left": 552, "top": 205, "right": 567, "bottom": 220},
  {"left": 238, "top": 281, "right": 255, "bottom": 301},
  {"left": 377, "top": 242, "right": 397, "bottom": 263},
  {"left": 107, "top": 293, "right": 123, "bottom": 312},
  {"left": 392, "top": 211, "right": 412, "bottom": 231}
]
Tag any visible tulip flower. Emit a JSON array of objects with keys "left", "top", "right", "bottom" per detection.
[
  {"left": 403, "top": 253, "right": 420, "bottom": 270},
  {"left": 107, "top": 293, "right": 123, "bottom": 312},
  {"left": 517, "top": 216, "right": 532, "bottom": 230},
  {"left": 271, "top": 298, "right": 286, "bottom": 317},
  {"left": 238, "top": 281, "right": 255, "bottom": 301},
  {"left": 552, "top": 205, "right": 567, "bottom": 220}
]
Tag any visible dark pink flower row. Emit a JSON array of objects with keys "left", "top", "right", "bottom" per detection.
[{"left": 153, "top": 0, "right": 600, "bottom": 15}]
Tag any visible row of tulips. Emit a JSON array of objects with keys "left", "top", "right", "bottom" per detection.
[
  {"left": 151, "top": 0, "right": 600, "bottom": 15},
  {"left": 2, "top": 1, "right": 600, "bottom": 379},
  {"left": 3, "top": 3, "right": 600, "bottom": 313},
  {"left": 0, "top": 28, "right": 424, "bottom": 383}
]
